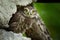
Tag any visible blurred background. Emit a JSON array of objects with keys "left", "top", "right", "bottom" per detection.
[{"left": 34, "top": 3, "right": 60, "bottom": 40}]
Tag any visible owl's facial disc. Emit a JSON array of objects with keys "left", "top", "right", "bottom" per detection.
[{"left": 24, "top": 7, "right": 37, "bottom": 18}]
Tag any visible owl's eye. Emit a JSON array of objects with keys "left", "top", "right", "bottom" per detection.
[
  {"left": 31, "top": 9, "right": 36, "bottom": 14},
  {"left": 24, "top": 8, "right": 29, "bottom": 15}
]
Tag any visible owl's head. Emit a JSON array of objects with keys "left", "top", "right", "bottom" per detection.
[{"left": 24, "top": 6, "right": 39, "bottom": 18}]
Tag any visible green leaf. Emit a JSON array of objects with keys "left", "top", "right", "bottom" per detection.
[{"left": 34, "top": 3, "right": 60, "bottom": 40}]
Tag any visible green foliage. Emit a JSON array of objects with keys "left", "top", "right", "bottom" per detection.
[
  {"left": 23, "top": 33, "right": 27, "bottom": 37},
  {"left": 34, "top": 3, "right": 60, "bottom": 40}
]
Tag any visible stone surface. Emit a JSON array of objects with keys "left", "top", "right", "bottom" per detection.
[
  {"left": 0, "top": 0, "right": 17, "bottom": 27},
  {"left": 0, "top": 29, "right": 31, "bottom": 40},
  {"left": 10, "top": 0, "right": 32, "bottom": 6}
]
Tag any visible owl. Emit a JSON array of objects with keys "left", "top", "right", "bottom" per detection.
[
  {"left": 8, "top": 5, "right": 52, "bottom": 40},
  {"left": 0, "top": 0, "right": 52, "bottom": 40},
  {"left": 24, "top": 6, "right": 52, "bottom": 40}
]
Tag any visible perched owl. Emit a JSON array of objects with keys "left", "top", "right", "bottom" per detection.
[
  {"left": 24, "top": 6, "right": 52, "bottom": 40},
  {"left": 0, "top": 0, "right": 52, "bottom": 40},
  {"left": 8, "top": 4, "right": 52, "bottom": 40}
]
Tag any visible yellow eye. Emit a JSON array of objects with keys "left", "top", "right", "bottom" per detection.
[
  {"left": 31, "top": 9, "right": 36, "bottom": 14},
  {"left": 24, "top": 8, "right": 29, "bottom": 15}
]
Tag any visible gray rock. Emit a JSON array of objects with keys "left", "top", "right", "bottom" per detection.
[
  {"left": 0, "top": 29, "right": 31, "bottom": 40},
  {"left": 10, "top": 0, "right": 32, "bottom": 6},
  {"left": 0, "top": 0, "right": 17, "bottom": 27}
]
